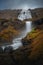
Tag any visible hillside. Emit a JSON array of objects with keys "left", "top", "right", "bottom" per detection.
[
  {"left": 0, "top": 18, "right": 43, "bottom": 65},
  {"left": 30, "top": 8, "right": 43, "bottom": 21},
  {"left": 0, "top": 8, "right": 43, "bottom": 65},
  {"left": 0, "top": 8, "right": 43, "bottom": 20},
  {"left": 0, "top": 19, "right": 25, "bottom": 44},
  {"left": 0, "top": 9, "right": 21, "bottom": 19},
  {"left": 21, "top": 18, "right": 43, "bottom": 65}
]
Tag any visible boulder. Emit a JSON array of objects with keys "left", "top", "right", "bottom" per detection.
[{"left": 4, "top": 46, "right": 13, "bottom": 53}]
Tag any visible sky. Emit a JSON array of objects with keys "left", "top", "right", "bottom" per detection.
[{"left": 0, "top": 0, "right": 43, "bottom": 10}]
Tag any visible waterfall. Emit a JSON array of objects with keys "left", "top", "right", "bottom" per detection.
[
  {"left": 2, "top": 9, "right": 32, "bottom": 50},
  {"left": 18, "top": 9, "right": 32, "bottom": 21}
]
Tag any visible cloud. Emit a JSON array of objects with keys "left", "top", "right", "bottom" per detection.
[{"left": 0, "top": 0, "right": 43, "bottom": 9}]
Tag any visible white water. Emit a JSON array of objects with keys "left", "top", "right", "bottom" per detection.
[
  {"left": 11, "top": 21, "right": 32, "bottom": 50},
  {"left": 18, "top": 9, "right": 32, "bottom": 21},
  {"left": 2, "top": 9, "right": 32, "bottom": 50},
  {"left": 2, "top": 21, "right": 32, "bottom": 50}
]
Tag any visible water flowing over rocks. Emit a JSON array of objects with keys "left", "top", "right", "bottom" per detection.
[
  {"left": 18, "top": 9, "right": 32, "bottom": 21},
  {"left": 0, "top": 8, "right": 43, "bottom": 65}
]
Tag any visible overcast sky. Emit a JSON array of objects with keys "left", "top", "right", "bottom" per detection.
[{"left": 0, "top": 0, "right": 43, "bottom": 10}]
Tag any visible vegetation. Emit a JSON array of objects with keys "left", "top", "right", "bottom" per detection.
[
  {"left": 0, "top": 18, "right": 25, "bottom": 43},
  {"left": 0, "top": 8, "right": 43, "bottom": 65},
  {"left": 0, "top": 26, "right": 19, "bottom": 43}
]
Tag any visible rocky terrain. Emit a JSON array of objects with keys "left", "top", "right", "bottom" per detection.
[
  {"left": 21, "top": 18, "right": 43, "bottom": 65},
  {"left": 0, "top": 9, "right": 21, "bottom": 19},
  {"left": 0, "top": 18, "right": 43, "bottom": 65},
  {"left": 0, "top": 18, "right": 25, "bottom": 44},
  {"left": 0, "top": 8, "right": 43, "bottom": 65},
  {"left": 30, "top": 8, "right": 43, "bottom": 21}
]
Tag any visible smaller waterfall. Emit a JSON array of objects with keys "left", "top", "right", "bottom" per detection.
[{"left": 26, "top": 21, "right": 32, "bottom": 33}]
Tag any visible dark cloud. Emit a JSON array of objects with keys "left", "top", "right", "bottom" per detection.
[{"left": 0, "top": 0, "right": 43, "bottom": 9}]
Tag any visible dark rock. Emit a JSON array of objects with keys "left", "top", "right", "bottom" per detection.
[
  {"left": 4, "top": 46, "right": 13, "bottom": 53},
  {"left": 0, "top": 47, "right": 3, "bottom": 53},
  {"left": 22, "top": 39, "right": 32, "bottom": 46},
  {"left": 34, "top": 18, "right": 43, "bottom": 26}
]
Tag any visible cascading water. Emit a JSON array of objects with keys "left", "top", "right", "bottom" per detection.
[
  {"left": 11, "top": 21, "right": 32, "bottom": 50},
  {"left": 18, "top": 9, "right": 32, "bottom": 21},
  {"left": 2, "top": 9, "right": 32, "bottom": 50}
]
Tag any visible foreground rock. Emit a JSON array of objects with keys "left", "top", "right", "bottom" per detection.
[
  {"left": 0, "top": 47, "right": 3, "bottom": 53},
  {"left": 4, "top": 46, "right": 13, "bottom": 53}
]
